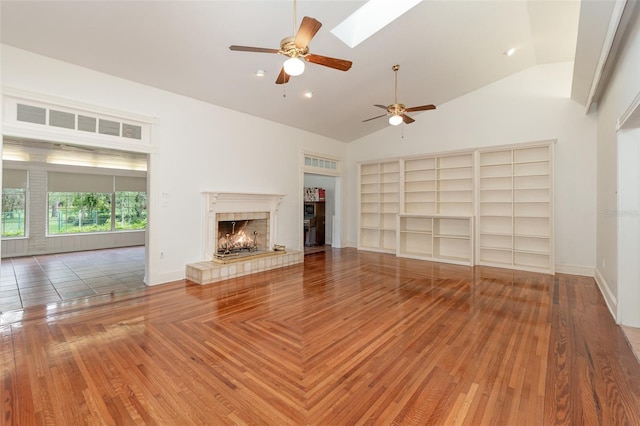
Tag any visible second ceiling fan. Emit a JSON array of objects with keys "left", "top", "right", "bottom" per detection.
[
  {"left": 229, "top": 1, "right": 352, "bottom": 84},
  {"left": 363, "top": 65, "right": 436, "bottom": 126}
]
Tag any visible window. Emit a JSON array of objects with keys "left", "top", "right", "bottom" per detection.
[
  {"left": 114, "top": 176, "right": 146, "bottom": 231},
  {"left": 303, "top": 153, "right": 341, "bottom": 176},
  {"left": 2, "top": 188, "right": 26, "bottom": 237},
  {"left": 48, "top": 192, "right": 112, "bottom": 234},
  {"left": 2, "top": 169, "right": 28, "bottom": 238},
  {"left": 14, "top": 101, "right": 146, "bottom": 141},
  {"left": 115, "top": 191, "right": 147, "bottom": 230},
  {"left": 47, "top": 172, "right": 146, "bottom": 235}
]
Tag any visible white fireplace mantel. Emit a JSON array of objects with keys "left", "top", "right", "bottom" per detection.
[
  {"left": 205, "top": 192, "right": 284, "bottom": 212},
  {"left": 202, "top": 192, "right": 285, "bottom": 261}
]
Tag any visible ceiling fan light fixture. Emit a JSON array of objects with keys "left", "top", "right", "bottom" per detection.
[
  {"left": 283, "top": 57, "right": 305, "bottom": 76},
  {"left": 389, "top": 114, "right": 403, "bottom": 126}
]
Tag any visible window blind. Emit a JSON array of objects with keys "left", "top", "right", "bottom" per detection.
[
  {"left": 3, "top": 169, "right": 28, "bottom": 189},
  {"left": 115, "top": 176, "right": 146, "bottom": 192},
  {"left": 48, "top": 172, "right": 113, "bottom": 193}
]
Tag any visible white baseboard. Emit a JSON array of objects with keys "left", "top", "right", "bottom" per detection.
[
  {"left": 594, "top": 267, "right": 618, "bottom": 322},
  {"left": 343, "top": 240, "right": 357, "bottom": 248},
  {"left": 554, "top": 264, "right": 595, "bottom": 277},
  {"left": 146, "top": 269, "right": 185, "bottom": 286}
]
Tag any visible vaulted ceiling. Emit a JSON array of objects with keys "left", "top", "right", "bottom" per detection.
[{"left": 0, "top": 1, "right": 612, "bottom": 142}]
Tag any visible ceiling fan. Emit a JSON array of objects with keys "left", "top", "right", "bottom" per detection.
[
  {"left": 363, "top": 65, "right": 436, "bottom": 126},
  {"left": 228, "top": 0, "right": 352, "bottom": 84}
]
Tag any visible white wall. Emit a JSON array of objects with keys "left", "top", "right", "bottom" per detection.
[
  {"left": 594, "top": 5, "right": 640, "bottom": 320},
  {"left": 1, "top": 45, "right": 348, "bottom": 285},
  {"left": 346, "top": 62, "right": 598, "bottom": 274}
]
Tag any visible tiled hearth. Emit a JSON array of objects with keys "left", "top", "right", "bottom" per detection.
[{"left": 186, "top": 250, "right": 302, "bottom": 285}]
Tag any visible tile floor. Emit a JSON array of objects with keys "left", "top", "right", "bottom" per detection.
[{"left": 0, "top": 246, "right": 145, "bottom": 313}]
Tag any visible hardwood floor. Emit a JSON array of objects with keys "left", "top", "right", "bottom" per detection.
[{"left": 2, "top": 248, "right": 639, "bottom": 425}]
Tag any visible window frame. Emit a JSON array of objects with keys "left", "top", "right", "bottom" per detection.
[{"left": 2, "top": 187, "right": 28, "bottom": 238}]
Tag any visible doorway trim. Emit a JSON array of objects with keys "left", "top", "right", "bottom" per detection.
[
  {"left": 1, "top": 88, "right": 158, "bottom": 285},
  {"left": 616, "top": 89, "right": 640, "bottom": 327},
  {"left": 299, "top": 150, "right": 343, "bottom": 250}
]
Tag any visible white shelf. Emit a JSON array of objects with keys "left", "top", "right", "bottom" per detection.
[
  {"left": 359, "top": 142, "right": 552, "bottom": 274},
  {"left": 403, "top": 152, "right": 474, "bottom": 216},
  {"left": 397, "top": 214, "right": 473, "bottom": 266},
  {"left": 358, "top": 160, "right": 400, "bottom": 253},
  {"left": 476, "top": 143, "right": 554, "bottom": 274}
]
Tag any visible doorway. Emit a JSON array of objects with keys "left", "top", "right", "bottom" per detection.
[
  {"left": 304, "top": 173, "right": 338, "bottom": 252},
  {"left": 1, "top": 138, "right": 150, "bottom": 312},
  {"left": 300, "top": 152, "right": 343, "bottom": 252},
  {"left": 617, "top": 127, "right": 640, "bottom": 327},
  {"left": 617, "top": 95, "right": 640, "bottom": 327}
]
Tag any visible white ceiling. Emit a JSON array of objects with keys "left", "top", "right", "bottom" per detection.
[{"left": 1, "top": 0, "right": 585, "bottom": 142}]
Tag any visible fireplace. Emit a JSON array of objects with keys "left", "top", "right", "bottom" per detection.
[
  {"left": 217, "top": 219, "right": 263, "bottom": 254},
  {"left": 201, "top": 192, "right": 283, "bottom": 262},
  {"left": 187, "top": 192, "right": 303, "bottom": 285},
  {"left": 215, "top": 214, "right": 269, "bottom": 259}
]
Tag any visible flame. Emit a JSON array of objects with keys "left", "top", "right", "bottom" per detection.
[{"left": 218, "top": 229, "right": 257, "bottom": 253}]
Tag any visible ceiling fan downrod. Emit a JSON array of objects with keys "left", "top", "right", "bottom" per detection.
[
  {"left": 393, "top": 64, "right": 399, "bottom": 106},
  {"left": 292, "top": 0, "right": 297, "bottom": 37}
]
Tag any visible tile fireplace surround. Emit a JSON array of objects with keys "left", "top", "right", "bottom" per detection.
[{"left": 186, "top": 192, "right": 303, "bottom": 285}]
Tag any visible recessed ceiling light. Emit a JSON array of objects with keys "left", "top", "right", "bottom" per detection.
[
  {"left": 504, "top": 48, "right": 516, "bottom": 57},
  {"left": 304, "top": 91, "right": 313, "bottom": 99},
  {"left": 255, "top": 69, "right": 265, "bottom": 77}
]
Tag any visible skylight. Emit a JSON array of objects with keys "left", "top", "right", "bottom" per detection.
[{"left": 331, "top": 0, "right": 423, "bottom": 48}]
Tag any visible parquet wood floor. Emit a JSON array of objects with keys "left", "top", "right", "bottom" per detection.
[{"left": 2, "top": 248, "right": 639, "bottom": 425}]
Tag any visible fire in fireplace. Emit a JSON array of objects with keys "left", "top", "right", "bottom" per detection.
[{"left": 217, "top": 218, "right": 267, "bottom": 257}]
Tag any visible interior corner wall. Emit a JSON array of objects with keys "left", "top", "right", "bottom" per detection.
[
  {"left": 1, "top": 45, "right": 348, "bottom": 285},
  {"left": 346, "top": 62, "right": 598, "bottom": 274},
  {"left": 593, "top": 4, "right": 640, "bottom": 316}
]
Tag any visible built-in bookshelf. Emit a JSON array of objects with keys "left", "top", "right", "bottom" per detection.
[
  {"left": 403, "top": 151, "right": 474, "bottom": 216},
  {"left": 358, "top": 160, "right": 400, "bottom": 253},
  {"left": 397, "top": 214, "right": 473, "bottom": 266},
  {"left": 399, "top": 151, "right": 474, "bottom": 265},
  {"left": 358, "top": 142, "right": 553, "bottom": 273},
  {"left": 404, "top": 156, "right": 436, "bottom": 214},
  {"left": 476, "top": 143, "right": 553, "bottom": 273}
]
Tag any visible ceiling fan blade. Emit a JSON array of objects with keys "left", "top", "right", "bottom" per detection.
[
  {"left": 295, "top": 16, "right": 322, "bottom": 48},
  {"left": 405, "top": 104, "right": 436, "bottom": 113},
  {"left": 362, "top": 114, "right": 388, "bottom": 123},
  {"left": 276, "top": 67, "right": 291, "bottom": 85},
  {"left": 402, "top": 114, "right": 415, "bottom": 124},
  {"left": 229, "top": 45, "right": 279, "bottom": 54},
  {"left": 305, "top": 54, "right": 352, "bottom": 71},
  {"left": 374, "top": 104, "right": 388, "bottom": 110}
]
